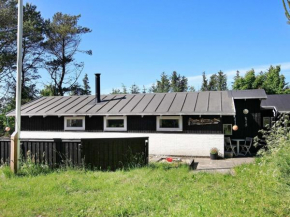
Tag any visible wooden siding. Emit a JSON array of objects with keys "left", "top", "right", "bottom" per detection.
[
  {"left": 183, "top": 115, "right": 224, "bottom": 134},
  {"left": 230, "top": 99, "right": 262, "bottom": 139},
  {"left": 0, "top": 138, "right": 149, "bottom": 170},
  {"left": 21, "top": 115, "right": 233, "bottom": 134},
  {"left": 22, "top": 116, "right": 64, "bottom": 131},
  {"left": 85, "top": 116, "right": 103, "bottom": 131},
  {"left": 127, "top": 116, "right": 156, "bottom": 132}
]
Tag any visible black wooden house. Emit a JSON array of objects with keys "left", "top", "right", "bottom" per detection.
[{"left": 7, "top": 74, "right": 281, "bottom": 157}]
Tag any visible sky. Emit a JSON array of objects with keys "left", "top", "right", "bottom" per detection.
[{"left": 25, "top": 0, "right": 290, "bottom": 93}]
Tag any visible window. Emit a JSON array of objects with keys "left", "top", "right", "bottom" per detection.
[
  {"left": 157, "top": 116, "right": 183, "bottom": 131},
  {"left": 223, "top": 124, "right": 232, "bottom": 135},
  {"left": 104, "top": 116, "right": 127, "bottom": 131},
  {"left": 64, "top": 117, "right": 85, "bottom": 131},
  {"left": 263, "top": 117, "right": 271, "bottom": 128}
]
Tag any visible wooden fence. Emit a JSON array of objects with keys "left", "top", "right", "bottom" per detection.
[{"left": 0, "top": 137, "right": 149, "bottom": 170}]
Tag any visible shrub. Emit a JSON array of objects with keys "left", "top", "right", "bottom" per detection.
[{"left": 210, "top": 147, "right": 218, "bottom": 154}]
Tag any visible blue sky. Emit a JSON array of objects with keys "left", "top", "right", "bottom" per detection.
[{"left": 26, "top": 0, "right": 290, "bottom": 93}]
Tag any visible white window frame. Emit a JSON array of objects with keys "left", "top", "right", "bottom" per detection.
[
  {"left": 64, "top": 116, "right": 85, "bottom": 131},
  {"left": 104, "top": 116, "right": 127, "bottom": 131},
  {"left": 223, "top": 124, "right": 232, "bottom": 135},
  {"left": 157, "top": 116, "right": 183, "bottom": 132}
]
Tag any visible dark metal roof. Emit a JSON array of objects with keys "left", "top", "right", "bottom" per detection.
[
  {"left": 7, "top": 91, "right": 237, "bottom": 116},
  {"left": 261, "top": 94, "right": 290, "bottom": 112},
  {"left": 231, "top": 89, "right": 267, "bottom": 99}
]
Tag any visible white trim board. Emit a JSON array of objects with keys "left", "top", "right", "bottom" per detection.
[{"left": 64, "top": 116, "right": 85, "bottom": 131}]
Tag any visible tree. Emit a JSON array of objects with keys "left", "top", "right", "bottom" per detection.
[
  {"left": 283, "top": 0, "right": 290, "bottom": 24},
  {"left": 216, "top": 70, "right": 227, "bottom": 90},
  {"left": 170, "top": 71, "right": 188, "bottom": 92},
  {"left": 40, "top": 84, "right": 55, "bottom": 96},
  {"left": 44, "top": 13, "right": 92, "bottom": 96},
  {"left": 130, "top": 83, "right": 140, "bottom": 94},
  {"left": 82, "top": 73, "right": 91, "bottom": 95},
  {"left": 149, "top": 72, "right": 170, "bottom": 93},
  {"left": 200, "top": 72, "right": 208, "bottom": 91},
  {"left": 188, "top": 86, "right": 195, "bottom": 92},
  {"left": 208, "top": 74, "right": 218, "bottom": 91},
  {"left": 232, "top": 66, "right": 290, "bottom": 94},
  {"left": 262, "top": 66, "right": 290, "bottom": 94},
  {"left": 142, "top": 85, "right": 147, "bottom": 93},
  {"left": 0, "top": 1, "right": 46, "bottom": 103},
  {"left": 156, "top": 72, "right": 170, "bottom": 93},
  {"left": 110, "top": 84, "right": 128, "bottom": 94},
  {"left": 170, "top": 71, "right": 180, "bottom": 92}
]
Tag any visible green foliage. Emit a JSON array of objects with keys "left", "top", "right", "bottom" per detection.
[
  {"left": 149, "top": 71, "right": 190, "bottom": 93},
  {"left": 200, "top": 71, "right": 208, "bottom": 91},
  {"left": 17, "top": 154, "right": 51, "bottom": 177},
  {"left": 283, "top": 0, "right": 290, "bottom": 24},
  {"left": 111, "top": 83, "right": 128, "bottom": 94},
  {"left": 44, "top": 13, "right": 92, "bottom": 96},
  {"left": 82, "top": 73, "right": 91, "bottom": 95},
  {"left": 255, "top": 113, "right": 290, "bottom": 156},
  {"left": 40, "top": 84, "right": 55, "bottom": 96},
  {"left": 130, "top": 83, "right": 140, "bottom": 94},
  {"left": 210, "top": 147, "right": 218, "bottom": 154},
  {"left": 150, "top": 72, "right": 170, "bottom": 93},
  {"left": 232, "top": 66, "right": 290, "bottom": 94},
  {"left": 0, "top": 1, "right": 46, "bottom": 102},
  {"left": 201, "top": 71, "right": 227, "bottom": 91},
  {"left": 1, "top": 150, "right": 290, "bottom": 216}
]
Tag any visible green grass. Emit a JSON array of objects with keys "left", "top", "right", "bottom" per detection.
[{"left": 0, "top": 158, "right": 289, "bottom": 217}]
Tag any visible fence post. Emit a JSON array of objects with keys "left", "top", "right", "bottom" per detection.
[{"left": 10, "top": 132, "right": 19, "bottom": 173}]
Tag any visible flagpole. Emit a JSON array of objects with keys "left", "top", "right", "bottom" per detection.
[{"left": 11, "top": 0, "right": 23, "bottom": 173}]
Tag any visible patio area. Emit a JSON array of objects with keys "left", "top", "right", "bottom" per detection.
[
  {"left": 149, "top": 155, "right": 255, "bottom": 174},
  {"left": 193, "top": 157, "right": 255, "bottom": 173}
]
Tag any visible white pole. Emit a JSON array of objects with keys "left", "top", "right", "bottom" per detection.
[{"left": 15, "top": 0, "right": 23, "bottom": 170}]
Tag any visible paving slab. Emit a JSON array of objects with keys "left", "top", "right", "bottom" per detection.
[{"left": 193, "top": 157, "right": 255, "bottom": 173}]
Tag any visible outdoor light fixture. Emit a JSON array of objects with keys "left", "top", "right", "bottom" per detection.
[
  {"left": 233, "top": 125, "right": 238, "bottom": 131},
  {"left": 243, "top": 109, "right": 249, "bottom": 115},
  {"left": 243, "top": 109, "right": 249, "bottom": 127}
]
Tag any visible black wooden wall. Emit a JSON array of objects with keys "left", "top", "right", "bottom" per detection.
[
  {"left": 229, "top": 99, "right": 262, "bottom": 139},
  {"left": 20, "top": 99, "right": 262, "bottom": 138},
  {"left": 21, "top": 116, "right": 103, "bottom": 132}
]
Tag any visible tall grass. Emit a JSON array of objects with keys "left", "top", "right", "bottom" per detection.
[{"left": 0, "top": 116, "right": 290, "bottom": 216}]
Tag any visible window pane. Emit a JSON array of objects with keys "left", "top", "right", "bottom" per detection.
[
  {"left": 160, "top": 119, "right": 179, "bottom": 128},
  {"left": 223, "top": 124, "right": 232, "bottom": 135},
  {"left": 67, "top": 119, "right": 83, "bottom": 127},
  {"left": 107, "top": 119, "right": 124, "bottom": 128}
]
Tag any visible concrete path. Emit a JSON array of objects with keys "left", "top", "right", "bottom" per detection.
[{"left": 193, "top": 157, "right": 255, "bottom": 173}]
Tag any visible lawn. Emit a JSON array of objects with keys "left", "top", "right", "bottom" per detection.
[{"left": 0, "top": 159, "right": 289, "bottom": 217}]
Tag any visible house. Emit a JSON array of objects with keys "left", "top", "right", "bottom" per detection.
[{"left": 7, "top": 74, "right": 273, "bottom": 157}]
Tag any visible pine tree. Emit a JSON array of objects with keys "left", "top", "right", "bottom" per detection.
[
  {"left": 151, "top": 72, "right": 170, "bottom": 93},
  {"left": 188, "top": 86, "right": 195, "bottom": 92},
  {"left": 142, "top": 85, "right": 147, "bottom": 93},
  {"left": 208, "top": 74, "right": 218, "bottom": 91},
  {"left": 170, "top": 71, "right": 180, "bottom": 92},
  {"left": 216, "top": 70, "right": 227, "bottom": 90},
  {"left": 200, "top": 72, "right": 208, "bottom": 91},
  {"left": 82, "top": 73, "right": 91, "bottom": 95},
  {"left": 44, "top": 13, "right": 92, "bottom": 96},
  {"left": 0, "top": 1, "right": 46, "bottom": 103},
  {"left": 130, "top": 83, "right": 140, "bottom": 94},
  {"left": 232, "top": 70, "right": 244, "bottom": 90},
  {"left": 121, "top": 84, "right": 128, "bottom": 94}
]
